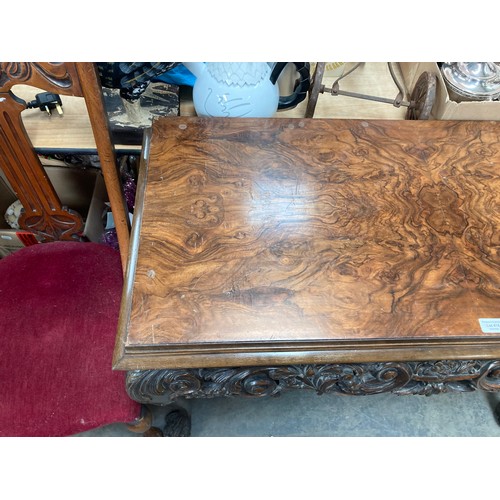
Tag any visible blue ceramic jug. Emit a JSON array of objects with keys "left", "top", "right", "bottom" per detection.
[{"left": 183, "top": 62, "right": 310, "bottom": 118}]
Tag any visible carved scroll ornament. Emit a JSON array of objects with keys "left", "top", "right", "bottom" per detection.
[
  {"left": 0, "top": 62, "right": 81, "bottom": 95},
  {"left": 126, "top": 359, "right": 500, "bottom": 403}
]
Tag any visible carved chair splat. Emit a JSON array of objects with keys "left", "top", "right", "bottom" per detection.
[{"left": 0, "top": 62, "right": 130, "bottom": 269}]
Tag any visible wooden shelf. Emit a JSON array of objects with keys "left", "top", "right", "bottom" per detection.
[{"left": 14, "top": 85, "right": 104, "bottom": 152}]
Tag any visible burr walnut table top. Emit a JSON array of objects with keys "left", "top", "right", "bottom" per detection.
[{"left": 113, "top": 117, "right": 500, "bottom": 370}]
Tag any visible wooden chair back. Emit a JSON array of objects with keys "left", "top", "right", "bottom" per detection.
[{"left": 0, "top": 62, "right": 130, "bottom": 270}]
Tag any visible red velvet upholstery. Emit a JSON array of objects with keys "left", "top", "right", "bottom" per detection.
[{"left": 0, "top": 242, "right": 141, "bottom": 436}]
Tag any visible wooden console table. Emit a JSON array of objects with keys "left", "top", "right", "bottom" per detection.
[{"left": 114, "top": 117, "right": 500, "bottom": 404}]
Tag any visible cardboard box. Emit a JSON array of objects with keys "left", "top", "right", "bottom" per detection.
[
  {"left": 82, "top": 171, "right": 108, "bottom": 244},
  {"left": 399, "top": 62, "right": 500, "bottom": 120},
  {"left": 0, "top": 165, "right": 107, "bottom": 257}
]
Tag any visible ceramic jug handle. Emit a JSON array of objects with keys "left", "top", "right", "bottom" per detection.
[{"left": 270, "top": 62, "right": 311, "bottom": 110}]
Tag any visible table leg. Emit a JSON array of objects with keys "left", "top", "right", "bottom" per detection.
[
  {"left": 163, "top": 407, "right": 191, "bottom": 437},
  {"left": 494, "top": 401, "right": 500, "bottom": 426}
]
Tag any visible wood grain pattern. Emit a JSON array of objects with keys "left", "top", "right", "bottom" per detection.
[
  {"left": 16, "top": 63, "right": 406, "bottom": 152},
  {"left": 115, "top": 117, "right": 500, "bottom": 369},
  {"left": 76, "top": 62, "right": 130, "bottom": 268}
]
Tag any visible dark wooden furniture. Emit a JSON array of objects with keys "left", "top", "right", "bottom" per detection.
[
  {"left": 0, "top": 62, "right": 130, "bottom": 269},
  {"left": 114, "top": 117, "right": 500, "bottom": 403}
]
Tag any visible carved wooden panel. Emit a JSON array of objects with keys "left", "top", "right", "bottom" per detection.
[
  {"left": 0, "top": 84, "right": 84, "bottom": 241},
  {"left": 115, "top": 117, "right": 500, "bottom": 369},
  {"left": 125, "top": 359, "right": 500, "bottom": 403},
  {"left": 0, "top": 62, "right": 82, "bottom": 96},
  {"left": 0, "top": 62, "right": 85, "bottom": 241},
  {"left": 0, "top": 63, "right": 129, "bottom": 258}
]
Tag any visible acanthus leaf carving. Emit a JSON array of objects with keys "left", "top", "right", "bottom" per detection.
[{"left": 125, "top": 359, "right": 500, "bottom": 404}]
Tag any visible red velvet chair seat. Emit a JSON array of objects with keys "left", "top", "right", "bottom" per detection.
[{"left": 0, "top": 242, "right": 141, "bottom": 436}]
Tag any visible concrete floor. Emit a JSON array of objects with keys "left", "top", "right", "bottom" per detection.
[{"left": 77, "top": 389, "right": 500, "bottom": 437}]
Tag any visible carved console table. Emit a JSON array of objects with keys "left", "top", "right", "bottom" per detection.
[{"left": 113, "top": 117, "right": 500, "bottom": 410}]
